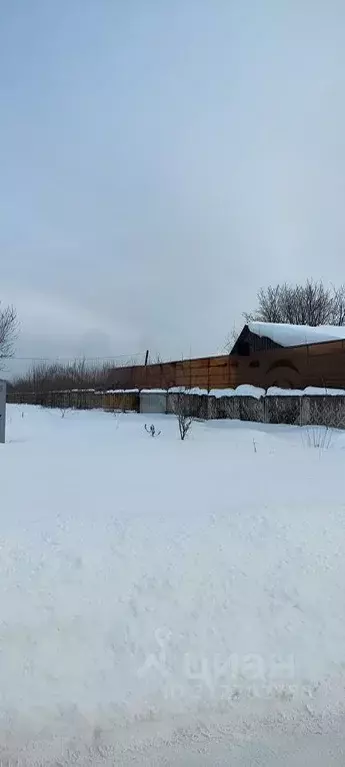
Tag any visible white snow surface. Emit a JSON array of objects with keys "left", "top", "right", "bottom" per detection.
[
  {"left": 266, "top": 386, "right": 345, "bottom": 397},
  {"left": 208, "top": 384, "right": 266, "bottom": 399},
  {"left": 209, "top": 385, "right": 345, "bottom": 398},
  {"left": 95, "top": 388, "right": 139, "bottom": 394},
  {"left": 62, "top": 385, "right": 345, "bottom": 398},
  {"left": 230, "top": 384, "right": 266, "bottom": 399},
  {"left": 248, "top": 321, "right": 345, "bottom": 347},
  {"left": 2, "top": 405, "right": 345, "bottom": 764},
  {"left": 106, "top": 385, "right": 345, "bottom": 398}
]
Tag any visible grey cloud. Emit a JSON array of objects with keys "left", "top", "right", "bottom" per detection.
[{"left": 1, "top": 1, "right": 345, "bottom": 374}]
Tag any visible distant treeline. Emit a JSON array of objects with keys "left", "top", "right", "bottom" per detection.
[{"left": 12, "top": 360, "right": 111, "bottom": 392}]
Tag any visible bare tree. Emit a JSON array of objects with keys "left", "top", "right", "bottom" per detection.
[
  {"left": 0, "top": 303, "right": 18, "bottom": 368},
  {"left": 224, "top": 323, "right": 241, "bottom": 352},
  {"left": 12, "top": 359, "right": 111, "bottom": 393},
  {"left": 171, "top": 392, "right": 193, "bottom": 440},
  {"left": 244, "top": 280, "right": 345, "bottom": 327}
]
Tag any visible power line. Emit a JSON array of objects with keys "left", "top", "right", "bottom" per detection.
[{"left": 8, "top": 352, "right": 144, "bottom": 362}]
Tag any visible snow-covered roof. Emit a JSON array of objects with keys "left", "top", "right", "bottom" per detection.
[{"left": 247, "top": 321, "right": 345, "bottom": 348}]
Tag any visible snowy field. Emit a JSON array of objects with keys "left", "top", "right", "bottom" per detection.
[{"left": 1, "top": 404, "right": 345, "bottom": 765}]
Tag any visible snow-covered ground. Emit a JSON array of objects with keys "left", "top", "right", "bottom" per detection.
[{"left": 2, "top": 405, "right": 345, "bottom": 765}]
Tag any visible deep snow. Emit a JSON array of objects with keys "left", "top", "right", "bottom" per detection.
[
  {"left": 1, "top": 405, "right": 345, "bottom": 764},
  {"left": 247, "top": 320, "right": 345, "bottom": 347}
]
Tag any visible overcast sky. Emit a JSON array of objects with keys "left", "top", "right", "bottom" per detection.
[{"left": 1, "top": 1, "right": 345, "bottom": 373}]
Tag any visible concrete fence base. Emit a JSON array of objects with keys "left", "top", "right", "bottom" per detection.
[
  {"left": 7, "top": 389, "right": 140, "bottom": 413},
  {"left": 7, "top": 389, "right": 345, "bottom": 429}
]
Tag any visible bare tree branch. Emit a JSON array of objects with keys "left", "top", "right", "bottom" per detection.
[
  {"left": 171, "top": 393, "right": 193, "bottom": 440},
  {"left": 12, "top": 359, "right": 111, "bottom": 392},
  {"left": 0, "top": 303, "right": 18, "bottom": 368},
  {"left": 244, "top": 280, "right": 345, "bottom": 327}
]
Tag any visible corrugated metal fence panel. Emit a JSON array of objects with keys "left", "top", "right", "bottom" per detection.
[
  {"left": 140, "top": 393, "right": 167, "bottom": 414},
  {"left": 9, "top": 340, "right": 345, "bottom": 400},
  {"left": 104, "top": 341, "right": 345, "bottom": 391}
]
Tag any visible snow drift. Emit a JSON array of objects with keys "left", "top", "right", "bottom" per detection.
[{"left": 1, "top": 405, "right": 345, "bottom": 764}]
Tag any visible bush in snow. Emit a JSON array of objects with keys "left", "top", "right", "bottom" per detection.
[
  {"left": 302, "top": 397, "right": 345, "bottom": 449},
  {"left": 171, "top": 393, "right": 193, "bottom": 441},
  {"left": 303, "top": 425, "right": 334, "bottom": 450},
  {"left": 145, "top": 424, "right": 161, "bottom": 438}
]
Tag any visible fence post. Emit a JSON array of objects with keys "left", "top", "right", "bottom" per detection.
[
  {"left": 301, "top": 396, "right": 310, "bottom": 426},
  {"left": 0, "top": 379, "right": 6, "bottom": 443}
]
